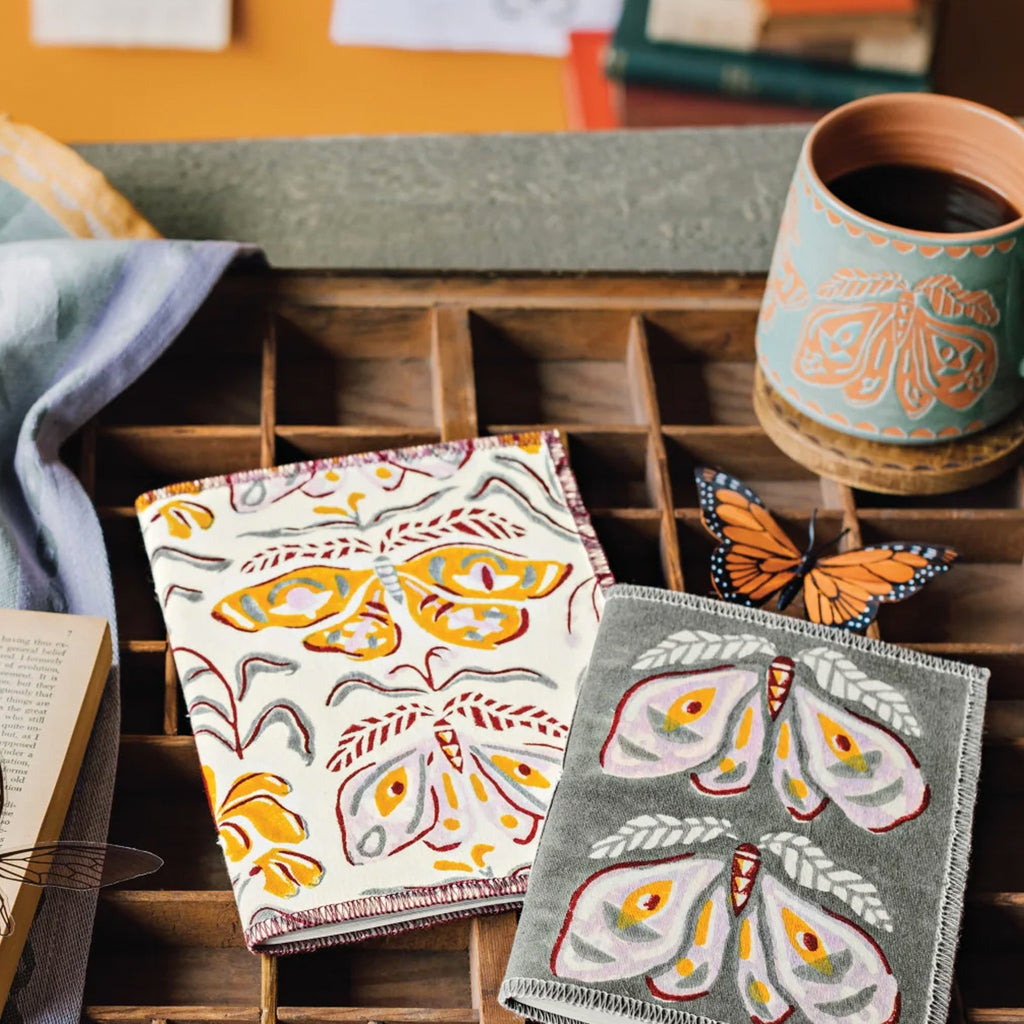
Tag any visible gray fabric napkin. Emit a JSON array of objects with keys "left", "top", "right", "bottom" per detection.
[{"left": 501, "top": 584, "right": 987, "bottom": 1024}]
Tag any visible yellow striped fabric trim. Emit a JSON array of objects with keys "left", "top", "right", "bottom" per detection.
[{"left": 0, "top": 113, "right": 159, "bottom": 240}]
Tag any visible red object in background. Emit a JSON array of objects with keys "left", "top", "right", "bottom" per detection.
[
  {"left": 617, "top": 83, "right": 825, "bottom": 127},
  {"left": 565, "top": 31, "right": 619, "bottom": 129},
  {"left": 564, "top": 30, "right": 825, "bottom": 129}
]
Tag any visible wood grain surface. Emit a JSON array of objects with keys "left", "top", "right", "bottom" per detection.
[{"left": 82, "top": 270, "right": 1024, "bottom": 1023}]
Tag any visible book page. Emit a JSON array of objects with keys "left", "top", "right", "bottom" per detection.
[
  {"left": 0, "top": 610, "right": 110, "bottom": 1001},
  {"left": 0, "top": 629, "right": 70, "bottom": 844}
]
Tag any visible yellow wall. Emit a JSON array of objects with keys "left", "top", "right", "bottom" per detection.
[{"left": 0, "top": 0, "right": 568, "bottom": 142}]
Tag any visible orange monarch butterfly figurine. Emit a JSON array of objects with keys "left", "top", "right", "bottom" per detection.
[
  {"left": 0, "top": 759, "right": 162, "bottom": 935},
  {"left": 695, "top": 467, "right": 956, "bottom": 631}
]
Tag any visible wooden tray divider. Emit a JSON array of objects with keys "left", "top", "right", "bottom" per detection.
[
  {"left": 627, "top": 315, "right": 684, "bottom": 591},
  {"left": 468, "top": 916, "right": 518, "bottom": 1024},
  {"left": 74, "top": 273, "right": 1024, "bottom": 1024},
  {"left": 261, "top": 315, "right": 278, "bottom": 469},
  {"left": 258, "top": 310, "right": 280, "bottom": 1024},
  {"left": 163, "top": 644, "right": 180, "bottom": 735},
  {"left": 85, "top": 1008, "right": 260, "bottom": 1023},
  {"left": 431, "top": 305, "right": 478, "bottom": 441},
  {"left": 260, "top": 958, "right": 277, "bottom": 1024}
]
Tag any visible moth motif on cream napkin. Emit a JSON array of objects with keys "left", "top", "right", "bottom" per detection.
[
  {"left": 501, "top": 585, "right": 987, "bottom": 1024},
  {"left": 136, "top": 432, "right": 611, "bottom": 952}
]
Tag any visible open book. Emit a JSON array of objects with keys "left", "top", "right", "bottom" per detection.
[{"left": 0, "top": 610, "right": 111, "bottom": 1008}]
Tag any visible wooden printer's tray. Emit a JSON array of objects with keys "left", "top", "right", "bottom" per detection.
[{"left": 76, "top": 272, "right": 1024, "bottom": 1024}]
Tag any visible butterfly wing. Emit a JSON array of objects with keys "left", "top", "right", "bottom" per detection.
[
  {"left": 803, "top": 544, "right": 956, "bottom": 631},
  {"left": 550, "top": 854, "right": 725, "bottom": 983},
  {"left": 794, "top": 688, "right": 928, "bottom": 832},
  {"left": 212, "top": 568, "right": 402, "bottom": 658},
  {"left": 395, "top": 546, "right": 570, "bottom": 650},
  {"left": 302, "top": 578, "right": 402, "bottom": 657},
  {"left": 600, "top": 667, "right": 760, "bottom": 779},
  {"left": 897, "top": 303, "right": 998, "bottom": 418},
  {"left": 425, "top": 743, "right": 562, "bottom": 863},
  {"left": 771, "top": 710, "right": 827, "bottom": 823},
  {"left": 692, "top": 686, "right": 767, "bottom": 796},
  {"left": 471, "top": 742, "right": 562, "bottom": 817},
  {"left": 229, "top": 468, "right": 315, "bottom": 512},
  {"left": 759, "top": 872, "right": 899, "bottom": 1024},
  {"left": 647, "top": 883, "right": 731, "bottom": 1001},
  {"left": 336, "top": 746, "right": 438, "bottom": 864},
  {"left": 793, "top": 302, "right": 897, "bottom": 406},
  {"left": 695, "top": 469, "right": 803, "bottom": 607},
  {"left": 736, "top": 905, "right": 796, "bottom": 1024},
  {"left": 0, "top": 842, "right": 162, "bottom": 889}
]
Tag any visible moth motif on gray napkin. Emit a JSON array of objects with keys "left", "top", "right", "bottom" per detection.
[{"left": 501, "top": 585, "right": 988, "bottom": 1024}]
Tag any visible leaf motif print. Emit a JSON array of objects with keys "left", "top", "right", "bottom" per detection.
[
  {"left": 589, "top": 815, "right": 735, "bottom": 860},
  {"left": 328, "top": 703, "right": 433, "bottom": 772},
  {"left": 444, "top": 691, "right": 568, "bottom": 742},
  {"left": 250, "top": 848, "right": 324, "bottom": 898},
  {"left": 796, "top": 648, "right": 922, "bottom": 738},
  {"left": 817, "top": 269, "right": 909, "bottom": 301},
  {"left": 759, "top": 832, "right": 892, "bottom": 932},
  {"left": 177, "top": 648, "right": 312, "bottom": 763},
  {"left": 241, "top": 537, "right": 375, "bottom": 575},
  {"left": 633, "top": 630, "right": 776, "bottom": 671},
  {"left": 915, "top": 274, "right": 999, "bottom": 326},
  {"left": 380, "top": 507, "right": 527, "bottom": 548},
  {"left": 202, "top": 768, "right": 307, "bottom": 862}
]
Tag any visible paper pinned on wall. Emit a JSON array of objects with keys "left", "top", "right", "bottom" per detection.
[
  {"left": 31, "top": 0, "right": 232, "bottom": 50},
  {"left": 330, "top": 0, "right": 624, "bottom": 57}
]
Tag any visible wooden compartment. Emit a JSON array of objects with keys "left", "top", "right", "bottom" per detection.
[
  {"left": 663, "top": 428, "right": 827, "bottom": 511},
  {"left": 275, "top": 307, "right": 436, "bottom": 427},
  {"left": 564, "top": 429, "right": 656, "bottom": 510},
  {"left": 101, "top": 293, "right": 264, "bottom": 426},
  {"left": 76, "top": 271, "right": 1024, "bottom": 1024},
  {"left": 471, "top": 309, "right": 641, "bottom": 428}
]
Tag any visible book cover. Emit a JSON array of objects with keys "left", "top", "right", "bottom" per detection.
[
  {"left": 500, "top": 585, "right": 987, "bottom": 1024},
  {"left": 136, "top": 432, "right": 612, "bottom": 953},
  {"left": 609, "top": 0, "right": 929, "bottom": 107}
]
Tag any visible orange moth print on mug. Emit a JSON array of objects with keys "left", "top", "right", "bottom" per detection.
[{"left": 756, "top": 93, "right": 1024, "bottom": 444}]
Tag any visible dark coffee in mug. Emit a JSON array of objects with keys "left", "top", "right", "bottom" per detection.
[{"left": 826, "top": 162, "right": 1021, "bottom": 234}]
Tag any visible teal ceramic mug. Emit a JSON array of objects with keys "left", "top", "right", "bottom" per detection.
[{"left": 757, "top": 92, "right": 1024, "bottom": 444}]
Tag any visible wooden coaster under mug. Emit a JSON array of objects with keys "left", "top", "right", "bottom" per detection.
[{"left": 753, "top": 367, "right": 1024, "bottom": 495}]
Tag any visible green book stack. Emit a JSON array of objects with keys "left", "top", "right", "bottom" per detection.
[{"left": 607, "top": 0, "right": 929, "bottom": 110}]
